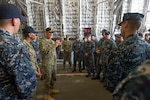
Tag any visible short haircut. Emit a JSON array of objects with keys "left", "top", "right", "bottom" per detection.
[{"left": 128, "top": 20, "right": 142, "bottom": 30}]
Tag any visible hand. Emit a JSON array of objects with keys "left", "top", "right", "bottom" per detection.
[
  {"left": 36, "top": 70, "right": 42, "bottom": 78},
  {"left": 54, "top": 39, "right": 62, "bottom": 47},
  {"left": 65, "top": 50, "right": 68, "bottom": 52},
  {"left": 75, "top": 51, "right": 78, "bottom": 53},
  {"left": 96, "top": 50, "right": 100, "bottom": 54},
  {"left": 99, "top": 60, "right": 102, "bottom": 65},
  {"left": 106, "top": 57, "right": 108, "bottom": 64},
  {"left": 85, "top": 53, "right": 88, "bottom": 56}
]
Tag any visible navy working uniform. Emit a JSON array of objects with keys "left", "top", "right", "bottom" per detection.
[
  {"left": 91, "top": 34, "right": 98, "bottom": 76},
  {"left": 82, "top": 37, "right": 88, "bottom": 70},
  {"left": 95, "top": 30, "right": 106, "bottom": 79},
  {"left": 84, "top": 35, "right": 95, "bottom": 77},
  {"left": 113, "top": 60, "right": 150, "bottom": 100},
  {"left": 0, "top": 29, "right": 36, "bottom": 99},
  {"left": 106, "top": 13, "right": 150, "bottom": 92},
  {"left": 0, "top": 4, "right": 36, "bottom": 100},
  {"left": 72, "top": 36, "right": 83, "bottom": 72},
  {"left": 100, "top": 31, "right": 116, "bottom": 81}
]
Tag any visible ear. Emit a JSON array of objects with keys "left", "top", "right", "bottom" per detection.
[{"left": 11, "top": 18, "right": 18, "bottom": 26}]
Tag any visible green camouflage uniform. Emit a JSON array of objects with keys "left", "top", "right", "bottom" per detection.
[
  {"left": 23, "top": 40, "right": 40, "bottom": 72},
  {"left": 22, "top": 40, "right": 40, "bottom": 100},
  {"left": 39, "top": 38, "right": 57, "bottom": 94},
  {"left": 62, "top": 40, "right": 72, "bottom": 68}
]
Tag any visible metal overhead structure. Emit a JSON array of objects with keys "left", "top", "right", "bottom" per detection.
[
  {"left": 1, "top": 0, "right": 150, "bottom": 38},
  {"left": 15, "top": 0, "right": 28, "bottom": 16},
  {"left": 113, "top": 0, "right": 124, "bottom": 15}
]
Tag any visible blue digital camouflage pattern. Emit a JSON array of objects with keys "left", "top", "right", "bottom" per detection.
[
  {"left": 84, "top": 41, "right": 95, "bottom": 55},
  {"left": 113, "top": 60, "right": 150, "bottom": 100},
  {"left": 30, "top": 39, "right": 41, "bottom": 62},
  {"left": 100, "top": 39, "right": 116, "bottom": 65},
  {"left": 30, "top": 40, "right": 40, "bottom": 52},
  {"left": 0, "top": 29, "right": 36, "bottom": 100},
  {"left": 72, "top": 40, "right": 83, "bottom": 61},
  {"left": 83, "top": 41, "right": 95, "bottom": 75},
  {"left": 106, "top": 34, "right": 150, "bottom": 92},
  {"left": 97, "top": 37, "right": 105, "bottom": 48},
  {"left": 96, "top": 37, "right": 105, "bottom": 65},
  {"left": 92, "top": 39, "right": 98, "bottom": 51}
]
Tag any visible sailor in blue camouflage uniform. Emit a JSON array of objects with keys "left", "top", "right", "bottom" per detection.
[
  {"left": 84, "top": 34, "right": 95, "bottom": 77},
  {"left": 94, "top": 29, "right": 107, "bottom": 80},
  {"left": 0, "top": 3, "right": 36, "bottom": 100},
  {"left": 72, "top": 36, "right": 83, "bottom": 72},
  {"left": 100, "top": 31, "right": 116, "bottom": 82},
  {"left": 82, "top": 36, "right": 88, "bottom": 70},
  {"left": 113, "top": 60, "right": 150, "bottom": 100},
  {"left": 30, "top": 33, "right": 41, "bottom": 63},
  {"left": 106, "top": 13, "right": 150, "bottom": 92},
  {"left": 91, "top": 34, "right": 98, "bottom": 79}
]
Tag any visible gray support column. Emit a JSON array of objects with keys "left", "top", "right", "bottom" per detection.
[
  {"left": 25, "top": 0, "right": 33, "bottom": 26},
  {"left": 143, "top": 0, "right": 149, "bottom": 24},
  {"left": 43, "top": 0, "right": 50, "bottom": 28}
]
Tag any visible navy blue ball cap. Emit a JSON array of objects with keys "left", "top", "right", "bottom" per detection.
[
  {"left": 0, "top": 3, "right": 26, "bottom": 22},
  {"left": 86, "top": 34, "right": 91, "bottom": 38},
  {"left": 91, "top": 34, "right": 96, "bottom": 37},
  {"left": 23, "top": 26, "right": 38, "bottom": 34},
  {"left": 105, "top": 31, "right": 110, "bottom": 35},
  {"left": 75, "top": 35, "right": 80, "bottom": 39},
  {"left": 118, "top": 13, "right": 144, "bottom": 26},
  {"left": 102, "top": 29, "right": 107, "bottom": 33}
]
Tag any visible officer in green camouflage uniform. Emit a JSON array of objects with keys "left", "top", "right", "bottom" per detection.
[
  {"left": 40, "top": 28, "right": 61, "bottom": 100},
  {"left": 62, "top": 35, "right": 72, "bottom": 69},
  {"left": 22, "top": 26, "right": 41, "bottom": 100}
]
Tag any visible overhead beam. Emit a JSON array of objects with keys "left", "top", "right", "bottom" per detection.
[
  {"left": 96, "top": 0, "right": 108, "bottom": 6},
  {"left": 113, "top": 0, "right": 124, "bottom": 15},
  {"left": 30, "top": 0, "right": 44, "bottom": 5},
  {"left": 16, "top": 0, "right": 27, "bottom": 16},
  {"left": 58, "top": 0, "right": 62, "bottom": 16}
]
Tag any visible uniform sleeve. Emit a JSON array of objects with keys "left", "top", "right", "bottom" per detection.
[
  {"left": 113, "top": 75, "right": 150, "bottom": 100},
  {"left": 2, "top": 43, "right": 36, "bottom": 99},
  {"left": 72, "top": 42, "right": 75, "bottom": 52},
  {"left": 69, "top": 41, "right": 72, "bottom": 51},
  {"left": 106, "top": 47, "right": 124, "bottom": 92},
  {"left": 62, "top": 41, "right": 65, "bottom": 50},
  {"left": 87, "top": 41, "right": 95, "bottom": 54},
  {"left": 146, "top": 45, "right": 150, "bottom": 59},
  {"left": 112, "top": 40, "right": 117, "bottom": 48}
]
